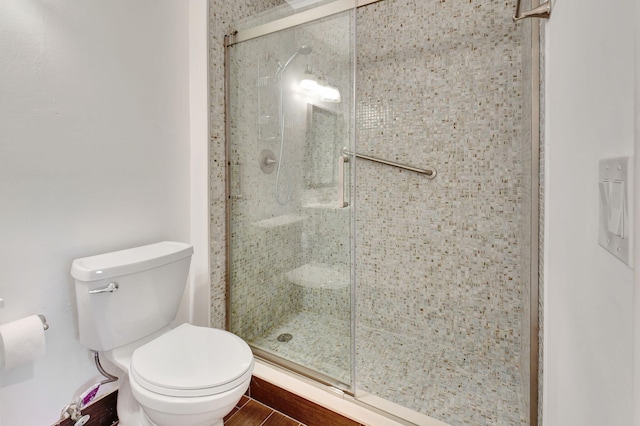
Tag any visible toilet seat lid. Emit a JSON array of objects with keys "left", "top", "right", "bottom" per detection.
[{"left": 130, "top": 323, "right": 254, "bottom": 397}]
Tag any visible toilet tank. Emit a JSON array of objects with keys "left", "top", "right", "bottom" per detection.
[{"left": 71, "top": 241, "right": 194, "bottom": 351}]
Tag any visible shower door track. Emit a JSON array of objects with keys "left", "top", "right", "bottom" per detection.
[
  {"left": 252, "top": 347, "right": 354, "bottom": 394},
  {"left": 225, "top": 0, "right": 383, "bottom": 46}
]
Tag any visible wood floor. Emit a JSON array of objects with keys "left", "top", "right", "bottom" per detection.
[
  {"left": 226, "top": 377, "right": 368, "bottom": 426},
  {"left": 54, "top": 377, "right": 364, "bottom": 426},
  {"left": 224, "top": 395, "right": 305, "bottom": 426}
]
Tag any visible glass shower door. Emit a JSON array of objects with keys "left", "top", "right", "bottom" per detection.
[{"left": 226, "top": 10, "right": 355, "bottom": 389}]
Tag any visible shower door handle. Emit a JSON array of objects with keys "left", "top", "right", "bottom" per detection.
[{"left": 338, "top": 153, "right": 349, "bottom": 208}]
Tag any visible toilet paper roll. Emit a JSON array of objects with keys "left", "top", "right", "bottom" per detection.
[{"left": 0, "top": 315, "right": 46, "bottom": 370}]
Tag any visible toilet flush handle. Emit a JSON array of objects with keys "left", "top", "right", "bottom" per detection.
[{"left": 88, "top": 282, "right": 119, "bottom": 294}]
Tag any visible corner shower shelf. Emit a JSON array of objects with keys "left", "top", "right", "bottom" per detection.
[
  {"left": 252, "top": 214, "right": 305, "bottom": 229},
  {"left": 285, "top": 262, "right": 350, "bottom": 322}
]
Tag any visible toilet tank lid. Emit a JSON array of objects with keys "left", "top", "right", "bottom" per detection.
[{"left": 71, "top": 241, "right": 194, "bottom": 282}]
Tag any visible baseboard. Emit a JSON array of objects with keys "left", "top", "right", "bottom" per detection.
[
  {"left": 53, "top": 390, "right": 118, "bottom": 426},
  {"left": 248, "top": 376, "right": 364, "bottom": 426}
]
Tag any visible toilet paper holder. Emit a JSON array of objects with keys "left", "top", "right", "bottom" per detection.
[
  {"left": 0, "top": 298, "right": 48, "bottom": 330},
  {"left": 37, "top": 314, "right": 49, "bottom": 331}
]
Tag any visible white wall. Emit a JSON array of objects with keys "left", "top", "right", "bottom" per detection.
[
  {"left": 0, "top": 2, "right": 201, "bottom": 425},
  {"left": 634, "top": 0, "right": 640, "bottom": 424},
  {"left": 544, "top": 0, "right": 636, "bottom": 425},
  {"left": 187, "top": 0, "right": 211, "bottom": 328}
]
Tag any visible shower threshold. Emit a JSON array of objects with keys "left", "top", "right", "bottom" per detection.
[{"left": 252, "top": 359, "right": 446, "bottom": 426}]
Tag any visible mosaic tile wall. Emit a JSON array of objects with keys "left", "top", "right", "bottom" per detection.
[
  {"left": 209, "top": 0, "right": 286, "bottom": 329},
  {"left": 519, "top": 1, "right": 533, "bottom": 420},
  {"left": 354, "top": 0, "right": 529, "bottom": 424},
  {"left": 538, "top": 23, "right": 546, "bottom": 426}
]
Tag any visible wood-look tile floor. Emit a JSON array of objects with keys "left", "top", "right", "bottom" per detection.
[{"left": 224, "top": 395, "right": 306, "bottom": 426}]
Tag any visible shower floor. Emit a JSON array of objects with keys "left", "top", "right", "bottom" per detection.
[
  {"left": 252, "top": 310, "right": 527, "bottom": 426},
  {"left": 357, "top": 327, "right": 527, "bottom": 426},
  {"left": 251, "top": 310, "right": 352, "bottom": 384}
]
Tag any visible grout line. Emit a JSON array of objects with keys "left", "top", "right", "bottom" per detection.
[
  {"left": 253, "top": 397, "right": 307, "bottom": 426},
  {"left": 224, "top": 398, "right": 249, "bottom": 423},
  {"left": 258, "top": 411, "right": 275, "bottom": 426},
  {"left": 281, "top": 410, "right": 307, "bottom": 426},
  {"left": 237, "top": 396, "right": 251, "bottom": 409},
  {"left": 225, "top": 410, "right": 240, "bottom": 422}
]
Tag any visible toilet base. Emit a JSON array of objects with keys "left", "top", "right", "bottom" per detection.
[
  {"left": 116, "top": 378, "right": 153, "bottom": 426},
  {"left": 116, "top": 371, "right": 249, "bottom": 426}
]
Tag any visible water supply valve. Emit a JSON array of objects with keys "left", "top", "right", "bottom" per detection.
[{"left": 59, "top": 402, "right": 90, "bottom": 425}]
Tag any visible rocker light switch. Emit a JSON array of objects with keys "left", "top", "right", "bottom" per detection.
[
  {"left": 598, "top": 157, "right": 631, "bottom": 266},
  {"left": 606, "top": 180, "right": 625, "bottom": 237}
]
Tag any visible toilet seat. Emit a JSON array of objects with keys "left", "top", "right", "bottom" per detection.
[{"left": 130, "top": 323, "right": 254, "bottom": 398}]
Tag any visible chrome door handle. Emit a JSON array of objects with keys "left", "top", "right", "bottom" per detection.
[
  {"left": 338, "top": 153, "right": 349, "bottom": 208},
  {"left": 89, "top": 282, "right": 119, "bottom": 294}
]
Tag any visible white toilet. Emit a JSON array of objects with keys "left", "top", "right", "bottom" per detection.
[{"left": 71, "top": 241, "right": 254, "bottom": 426}]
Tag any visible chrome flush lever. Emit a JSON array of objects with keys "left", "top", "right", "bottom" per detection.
[{"left": 89, "top": 282, "right": 119, "bottom": 294}]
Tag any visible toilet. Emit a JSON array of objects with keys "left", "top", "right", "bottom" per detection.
[{"left": 71, "top": 241, "right": 254, "bottom": 426}]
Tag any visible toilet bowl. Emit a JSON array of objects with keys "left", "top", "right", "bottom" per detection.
[
  {"left": 71, "top": 242, "right": 255, "bottom": 426},
  {"left": 109, "top": 323, "right": 254, "bottom": 426}
]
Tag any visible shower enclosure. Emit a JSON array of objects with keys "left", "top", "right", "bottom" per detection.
[{"left": 224, "top": 1, "right": 538, "bottom": 425}]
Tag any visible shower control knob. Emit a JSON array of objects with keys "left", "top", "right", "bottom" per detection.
[{"left": 259, "top": 150, "right": 277, "bottom": 174}]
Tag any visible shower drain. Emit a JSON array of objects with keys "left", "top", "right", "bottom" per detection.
[{"left": 277, "top": 333, "right": 293, "bottom": 342}]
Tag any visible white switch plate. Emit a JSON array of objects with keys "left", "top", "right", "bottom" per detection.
[{"left": 598, "top": 157, "right": 631, "bottom": 266}]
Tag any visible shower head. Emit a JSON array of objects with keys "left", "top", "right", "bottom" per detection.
[
  {"left": 298, "top": 45, "right": 313, "bottom": 55},
  {"left": 277, "top": 45, "right": 313, "bottom": 78}
]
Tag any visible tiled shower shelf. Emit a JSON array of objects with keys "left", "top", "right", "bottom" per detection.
[
  {"left": 285, "top": 262, "right": 349, "bottom": 289},
  {"left": 252, "top": 214, "right": 306, "bottom": 229}
]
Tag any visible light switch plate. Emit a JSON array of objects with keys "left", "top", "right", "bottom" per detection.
[{"left": 598, "top": 157, "right": 631, "bottom": 266}]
